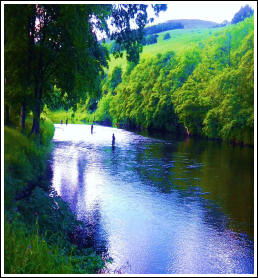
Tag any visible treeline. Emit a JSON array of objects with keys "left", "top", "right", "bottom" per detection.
[
  {"left": 144, "top": 21, "right": 184, "bottom": 35},
  {"left": 89, "top": 16, "right": 254, "bottom": 145},
  {"left": 213, "top": 4, "right": 254, "bottom": 28},
  {"left": 109, "top": 20, "right": 185, "bottom": 55},
  {"left": 110, "top": 33, "right": 159, "bottom": 54}
]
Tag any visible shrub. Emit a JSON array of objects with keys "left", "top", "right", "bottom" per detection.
[{"left": 163, "top": 33, "right": 171, "bottom": 40}]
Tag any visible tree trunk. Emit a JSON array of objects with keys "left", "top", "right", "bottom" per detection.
[
  {"left": 30, "top": 84, "right": 42, "bottom": 135},
  {"left": 5, "top": 104, "right": 10, "bottom": 125},
  {"left": 31, "top": 108, "right": 40, "bottom": 135},
  {"left": 21, "top": 101, "right": 26, "bottom": 132}
]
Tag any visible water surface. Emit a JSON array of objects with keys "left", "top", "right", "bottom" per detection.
[{"left": 50, "top": 124, "right": 254, "bottom": 274}]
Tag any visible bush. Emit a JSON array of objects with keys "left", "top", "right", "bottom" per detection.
[
  {"left": 163, "top": 33, "right": 171, "bottom": 40},
  {"left": 141, "top": 34, "right": 159, "bottom": 46}
]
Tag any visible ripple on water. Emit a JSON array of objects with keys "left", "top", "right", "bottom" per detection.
[{"left": 50, "top": 124, "right": 254, "bottom": 274}]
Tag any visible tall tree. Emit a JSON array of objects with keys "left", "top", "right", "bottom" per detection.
[
  {"left": 231, "top": 5, "right": 254, "bottom": 24},
  {"left": 109, "top": 4, "right": 167, "bottom": 64},
  {"left": 4, "top": 4, "right": 35, "bottom": 130},
  {"left": 4, "top": 4, "right": 167, "bottom": 136}
]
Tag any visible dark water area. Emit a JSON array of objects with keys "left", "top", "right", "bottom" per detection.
[{"left": 49, "top": 124, "right": 254, "bottom": 274}]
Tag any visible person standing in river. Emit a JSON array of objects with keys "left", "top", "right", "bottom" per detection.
[
  {"left": 66, "top": 118, "right": 68, "bottom": 125},
  {"left": 112, "top": 133, "right": 115, "bottom": 147},
  {"left": 91, "top": 124, "right": 93, "bottom": 134}
]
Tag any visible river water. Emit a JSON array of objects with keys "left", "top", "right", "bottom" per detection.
[{"left": 50, "top": 124, "right": 254, "bottom": 274}]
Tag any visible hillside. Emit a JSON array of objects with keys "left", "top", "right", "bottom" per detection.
[
  {"left": 144, "top": 19, "right": 218, "bottom": 34},
  {"left": 100, "top": 19, "right": 217, "bottom": 44},
  {"left": 107, "top": 25, "right": 224, "bottom": 74},
  {"left": 90, "top": 16, "right": 254, "bottom": 145},
  {"left": 167, "top": 19, "right": 218, "bottom": 29}
]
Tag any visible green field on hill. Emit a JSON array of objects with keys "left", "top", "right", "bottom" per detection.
[{"left": 106, "top": 26, "right": 224, "bottom": 74}]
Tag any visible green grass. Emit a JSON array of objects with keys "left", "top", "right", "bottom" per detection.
[
  {"left": 4, "top": 117, "right": 55, "bottom": 208},
  {"left": 106, "top": 26, "right": 224, "bottom": 75},
  {"left": 42, "top": 107, "right": 74, "bottom": 124},
  {"left": 5, "top": 216, "right": 74, "bottom": 274},
  {"left": 42, "top": 106, "right": 94, "bottom": 124}
]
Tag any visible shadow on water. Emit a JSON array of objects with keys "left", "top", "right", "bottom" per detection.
[{"left": 127, "top": 129, "right": 254, "bottom": 238}]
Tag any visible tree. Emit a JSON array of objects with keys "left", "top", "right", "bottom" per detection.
[
  {"left": 110, "top": 41, "right": 124, "bottom": 54},
  {"left": 4, "top": 4, "right": 167, "bottom": 136},
  {"left": 4, "top": 5, "right": 35, "bottom": 130},
  {"left": 163, "top": 33, "right": 171, "bottom": 40},
  {"left": 231, "top": 5, "right": 254, "bottom": 24},
  {"left": 109, "top": 66, "right": 122, "bottom": 91},
  {"left": 109, "top": 4, "right": 167, "bottom": 64},
  {"left": 143, "top": 21, "right": 184, "bottom": 35},
  {"left": 28, "top": 5, "right": 112, "bottom": 135},
  {"left": 141, "top": 34, "right": 159, "bottom": 46}
]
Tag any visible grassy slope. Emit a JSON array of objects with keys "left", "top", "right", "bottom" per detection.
[{"left": 107, "top": 26, "right": 224, "bottom": 74}]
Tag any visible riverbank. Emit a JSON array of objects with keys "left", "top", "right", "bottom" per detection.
[
  {"left": 4, "top": 118, "right": 108, "bottom": 274},
  {"left": 45, "top": 107, "right": 253, "bottom": 148}
]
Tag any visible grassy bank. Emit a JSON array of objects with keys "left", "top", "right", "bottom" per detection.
[
  {"left": 43, "top": 106, "right": 98, "bottom": 125},
  {"left": 4, "top": 118, "right": 109, "bottom": 274},
  {"left": 42, "top": 106, "right": 92, "bottom": 124}
]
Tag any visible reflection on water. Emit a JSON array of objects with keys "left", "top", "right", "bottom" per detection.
[{"left": 50, "top": 124, "right": 254, "bottom": 274}]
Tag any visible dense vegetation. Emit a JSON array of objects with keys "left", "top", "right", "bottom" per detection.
[
  {"left": 163, "top": 33, "right": 171, "bottom": 40},
  {"left": 143, "top": 21, "right": 184, "bottom": 35},
  {"left": 56, "top": 16, "right": 253, "bottom": 145},
  {"left": 231, "top": 4, "right": 254, "bottom": 24}
]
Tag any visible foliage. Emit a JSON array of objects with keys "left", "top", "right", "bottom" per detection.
[
  {"left": 231, "top": 5, "right": 254, "bottom": 24},
  {"left": 163, "top": 33, "right": 171, "bottom": 40},
  {"left": 109, "top": 4, "right": 167, "bottom": 64},
  {"left": 4, "top": 4, "right": 166, "bottom": 134},
  {"left": 90, "top": 16, "right": 254, "bottom": 145},
  {"left": 43, "top": 86, "right": 71, "bottom": 111},
  {"left": 141, "top": 34, "right": 159, "bottom": 46},
  {"left": 109, "top": 66, "right": 123, "bottom": 91},
  {"left": 42, "top": 107, "right": 74, "bottom": 124},
  {"left": 144, "top": 21, "right": 184, "bottom": 35},
  {"left": 172, "top": 16, "right": 254, "bottom": 144},
  {"left": 110, "top": 41, "right": 124, "bottom": 54}
]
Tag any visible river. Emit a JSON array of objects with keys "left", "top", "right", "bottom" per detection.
[{"left": 49, "top": 124, "right": 254, "bottom": 274}]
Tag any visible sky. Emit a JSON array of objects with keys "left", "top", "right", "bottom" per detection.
[
  {"left": 95, "top": 1, "right": 256, "bottom": 39},
  {"left": 147, "top": 1, "right": 256, "bottom": 25}
]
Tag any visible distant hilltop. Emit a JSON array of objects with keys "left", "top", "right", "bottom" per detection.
[
  {"left": 167, "top": 19, "right": 218, "bottom": 29},
  {"left": 144, "top": 19, "right": 218, "bottom": 35},
  {"left": 101, "top": 19, "right": 220, "bottom": 43}
]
